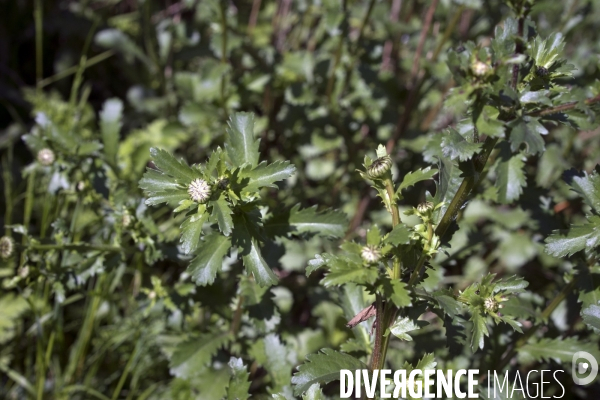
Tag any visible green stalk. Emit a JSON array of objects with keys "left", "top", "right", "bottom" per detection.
[
  {"left": 369, "top": 175, "right": 401, "bottom": 376},
  {"left": 20, "top": 170, "right": 36, "bottom": 268},
  {"left": 34, "top": 0, "right": 43, "bottom": 87},
  {"left": 220, "top": 0, "right": 229, "bottom": 116},
  {"left": 110, "top": 338, "right": 140, "bottom": 400},
  {"left": 492, "top": 276, "right": 578, "bottom": 375},
  {"left": 2, "top": 152, "right": 13, "bottom": 236},
  {"left": 64, "top": 276, "right": 105, "bottom": 384},
  {"left": 30, "top": 243, "right": 123, "bottom": 253},
  {"left": 38, "top": 51, "right": 114, "bottom": 88},
  {"left": 435, "top": 136, "right": 498, "bottom": 239}
]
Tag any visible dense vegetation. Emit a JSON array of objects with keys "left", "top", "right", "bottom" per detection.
[{"left": 1, "top": 0, "right": 600, "bottom": 398}]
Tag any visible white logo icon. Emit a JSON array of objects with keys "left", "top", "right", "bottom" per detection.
[{"left": 572, "top": 351, "right": 598, "bottom": 385}]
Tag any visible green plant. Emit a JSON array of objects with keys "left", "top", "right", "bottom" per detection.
[{"left": 2, "top": 0, "right": 600, "bottom": 399}]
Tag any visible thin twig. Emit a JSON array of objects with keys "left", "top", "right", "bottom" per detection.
[
  {"left": 527, "top": 94, "right": 600, "bottom": 117},
  {"left": 410, "top": 0, "right": 439, "bottom": 80},
  {"left": 381, "top": 0, "right": 402, "bottom": 72},
  {"left": 247, "top": 0, "right": 262, "bottom": 35}
]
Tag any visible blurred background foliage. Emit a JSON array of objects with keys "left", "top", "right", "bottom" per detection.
[{"left": 1, "top": 0, "right": 600, "bottom": 398}]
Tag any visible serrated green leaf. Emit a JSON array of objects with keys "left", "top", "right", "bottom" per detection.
[
  {"left": 0, "top": 294, "right": 29, "bottom": 344},
  {"left": 495, "top": 145, "right": 526, "bottom": 204},
  {"left": 508, "top": 118, "right": 546, "bottom": 155},
  {"left": 433, "top": 156, "right": 463, "bottom": 225},
  {"left": 470, "top": 311, "right": 488, "bottom": 352},
  {"left": 226, "top": 112, "right": 260, "bottom": 168},
  {"left": 263, "top": 334, "right": 296, "bottom": 392},
  {"left": 582, "top": 304, "right": 600, "bottom": 332},
  {"left": 238, "top": 160, "right": 295, "bottom": 192},
  {"left": 306, "top": 254, "right": 326, "bottom": 276},
  {"left": 493, "top": 275, "right": 529, "bottom": 292},
  {"left": 566, "top": 168, "right": 600, "bottom": 213},
  {"left": 139, "top": 169, "right": 182, "bottom": 193},
  {"left": 379, "top": 278, "right": 412, "bottom": 307},
  {"left": 265, "top": 205, "right": 347, "bottom": 238},
  {"left": 413, "top": 353, "right": 437, "bottom": 371},
  {"left": 145, "top": 191, "right": 189, "bottom": 207},
  {"left": 498, "top": 315, "right": 523, "bottom": 333},
  {"left": 234, "top": 215, "right": 278, "bottom": 287},
  {"left": 389, "top": 317, "right": 422, "bottom": 341},
  {"left": 302, "top": 384, "right": 325, "bottom": 400},
  {"left": 99, "top": 98, "right": 122, "bottom": 167},
  {"left": 576, "top": 265, "right": 600, "bottom": 309},
  {"left": 545, "top": 216, "right": 600, "bottom": 257},
  {"left": 366, "top": 226, "right": 380, "bottom": 246},
  {"left": 476, "top": 106, "right": 505, "bottom": 138},
  {"left": 210, "top": 197, "right": 234, "bottom": 236},
  {"left": 180, "top": 212, "right": 208, "bottom": 254},
  {"left": 169, "top": 332, "right": 232, "bottom": 378},
  {"left": 396, "top": 167, "right": 438, "bottom": 194},
  {"left": 149, "top": 147, "right": 197, "bottom": 183},
  {"left": 187, "top": 234, "right": 231, "bottom": 285},
  {"left": 518, "top": 337, "right": 600, "bottom": 364},
  {"left": 291, "top": 349, "right": 367, "bottom": 396},
  {"left": 441, "top": 129, "right": 482, "bottom": 161},
  {"left": 383, "top": 224, "right": 411, "bottom": 246},
  {"left": 321, "top": 255, "right": 378, "bottom": 287},
  {"left": 430, "top": 291, "right": 463, "bottom": 318},
  {"left": 226, "top": 357, "right": 251, "bottom": 400}
]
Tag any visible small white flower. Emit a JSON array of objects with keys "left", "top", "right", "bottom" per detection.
[
  {"left": 188, "top": 178, "right": 212, "bottom": 203},
  {"left": 0, "top": 236, "right": 14, "bottom": 259},
  {"left": 18, "top": 265, "right": 29, "bottom": 278},
  {"left": 122, "top": 211, "right": 132, "bottom": 228},
  {"left": 471, "top": 61, "right": 490, "bottom": 77},
  {"left": 361, "top": 245, "right": 381, "bottom": 264},
  {"left": 37, "top": 148, "right": 55, "bottom": 166},
  {"left": 484, "top": 297, "right": 499, "bottom": 313}
]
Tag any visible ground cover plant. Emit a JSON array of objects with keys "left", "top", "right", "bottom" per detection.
[{"left": 2, "top": 0, "right": 600, "bottom": 398}]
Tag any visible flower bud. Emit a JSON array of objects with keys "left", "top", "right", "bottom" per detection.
[
  {"left": 217, "top": 177, "right": 229, "bottom": 190},
  {"left": 484, "top": 297, "right": 499, "bottom": 313},
  {"left": 367, "top": 155, "right": 392, "bottom": 179},
  {"left": 37, "top": 148, "right": 55, "bottom": 166},
  {"left": 188, "top": 179, "right": 212, "bottom": 203},
  {"left": 471, "top": 61, "right": 491, "bottom": 77},
  {"left": 535, "top": 66, "right": 549, "bottom": 77},
  {"left": 122, "top": 211, "right": 132, "bottom": 228},
  {"left": 18, "top": 265, "right": 29, "bottom": 278},
  {"left": 361, "top": 245, "right": 381, "bottom": 264},
  {"left": 417, "top": 201, "right": 434, "bottom": 214},
  {"left": 0, "top": 236, "right": 14, "bottom": 259}
]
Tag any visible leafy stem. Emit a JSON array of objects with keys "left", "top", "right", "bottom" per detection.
[{"left": 490, "top": 275, "right": 579, "bottom": 376}]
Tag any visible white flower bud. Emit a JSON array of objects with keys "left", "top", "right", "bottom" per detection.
[
  {"left": 361, "top": 245, "right": 381, "bottom": 264},
  {"left": 188, "top": 179, "right": 212, "bottom": 203},
  {"left": 484, "top": 297, "right": 499, "bottom": 313},
  {"left": 417, "top": 201, "right": 434, "bottom": 214},
  {"left": 37, "top": 148, "right": 55, "bottom": 166},
  {"left": 0, "top": 236, "right": 14, "bottom": 259},
  {"left": 471, "top": 61, "right": 491, "bottom": 77}
]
